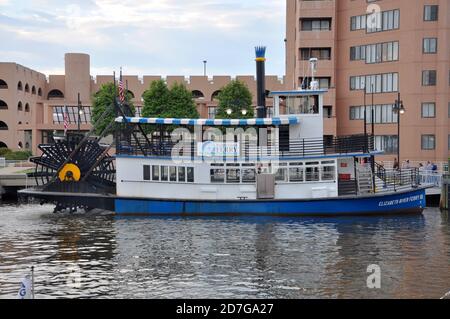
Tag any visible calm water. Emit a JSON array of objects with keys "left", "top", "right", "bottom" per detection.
[{"left": 0, "top": 202, "right": 449, "bottom": 299}]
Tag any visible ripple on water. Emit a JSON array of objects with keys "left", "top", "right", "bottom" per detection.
[{"left": 0, "top": 203, "right": 449, "bottom": 299}]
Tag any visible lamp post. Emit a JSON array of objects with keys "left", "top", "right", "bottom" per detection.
[
  {"left": 77, "top": 93, "right": 84, "bottom": 133},
  {"left": 393, "top": 92, "right": 406, "bottom": 164}
]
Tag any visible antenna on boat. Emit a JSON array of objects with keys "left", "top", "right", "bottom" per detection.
[{"left": 309, "top": 58, "right": 319, "bottom": 90}]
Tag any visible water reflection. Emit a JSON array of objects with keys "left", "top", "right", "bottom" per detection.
[{"left": 0, "top": 203, "right": 449, "bottom": 299}]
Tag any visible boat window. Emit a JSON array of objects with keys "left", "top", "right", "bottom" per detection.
[
  {"left": 178, "top": 167, "right": 186, "bottom": 182},
  {"left": 289, "top": 168, "right": 304, "bottom": 182},
  {"left": 226, "top": 169, "right": 241, "bottom": 184},
  {"left": 242, "top": 168, "right": 256, "bottom": 183},
  {"left": 143, "top": 165, "right": 151, "bottom": 181},
  {"left": 152, "top": 166, "right": 160, "bottom": 181},
  {"left": 226, "top": 163, "right": 240, "bottom": 167},
  {"left": 275, "top": 168, "right": 287, "bottom": 182},
  {"left": 286, "top": 95, "right": 319, "bottom": 115},
  {"left": 306, "top": 167, "right": 320, "bottom": 182},
  {"left": 306, "top": 162, "right": 320, "bottom": 166},
  {"left": 321, "top": 160, "right": 335, "bottom": 165},
  {"left": 161, "top": 166, "right": 169, "bottom": 181},
  {"left": 289, "top": 162, "right": 303, "bottom": 166},
  {"left": 242, "top": 163, "right": 255, "bottom": 167},
  {"left": 170, "top": 167, "right": 177, "bottom": 182},
  {"left": 211, "top": 169, "right": 225, "bottom": 183},
  {"left": 187, "top": 168, "right": 194, "bottom": 183},
  {"left": 211, "top": 163, "right": 224, "bottom": 167},
  {"left": 321, "top": 166, "right": 336, "bottom": 181}
]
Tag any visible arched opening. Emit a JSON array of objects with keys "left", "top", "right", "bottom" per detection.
[
  {"left": 32, "top": 86, "right": 36, "bottom": 95},
  {"left": 18, "top": 101, "right": 23, "bottom": 111},
  {"left": 0, "top": 121, "right": 8, "bottom": 130},
  {"left": 25, "top": 84, "right": 30, "bottom": 93},
  {"left": 0, "top": 79, "right": 7, "bottom": 89},
  {"left": 211, "top": 90, "right": 221, "bottom": 101},
  {"left": 25, "top": 103, "right": 30, "bottom": 112},
  {"left": 18, "top": 122, "right": 22, "bottom": 125},
  {"left": 127, "top": 90, "right": 135, "bottom": 99},
  {"left": 0, "top": 141, "right": 7, "bottom": 149},
  {"left": 0, "top": 100, "right": 7, "bottom": 110},
  {"left": 18, "top": 81, "right": 23, "bottom": 91},
  {"left": 25, "top": 142, "right": 30, "bottom": 149},
  {"left": 47, "top": 89, "right": 64, "bottom": 100},
  {"left": 38, "top": 88, "right": 42, "bottom": 96},
  {"left": 18, "top": 142, "right": 23, "bottom": 149},
  {"left": 192, "top": 90, "right": 205, "bottom": 99}
]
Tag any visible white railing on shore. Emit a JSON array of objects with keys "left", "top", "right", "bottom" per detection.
[
  {"left": 0, "top": 157, "right": 5, "bottom": 168},
  {"left": 381, "top": 161, "right": 448, "bottom": 173},
  {"left": 419, "top": 171, "right": 443, "bottom": 188}
]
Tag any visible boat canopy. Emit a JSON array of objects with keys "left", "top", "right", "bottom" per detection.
[{"left": 115, "top": 116, "right": 300, "bottom": 126}]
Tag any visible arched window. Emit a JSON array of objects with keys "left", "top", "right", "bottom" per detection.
[
  {"left": 32, "top": 86, "right": 36, "bottom": 95},
  {"left": 0, "top": 141, "right": 7, "bottom": 148},
  {"left": 192, "top": 90, "right": 205, "bottom": 99},
  {"left": 18, "top": 101, "right": 23, "bottom": 111},
  {"left": 127, "top": 90, "right": 135, "bottom": 99},
  {"left": 25, "top": 142, "right": 30, "bottom": 149},
  {"left": 18, "top": 121, "right": 22, "bottom": 125},
  {"left": 18, "top": 142, "right": 23, "bottom": 149},
  {"left": 0, "top": 100, "right": 7, "bottom": 110},
  {"left": 0, "top": 79, "right": 7, "bottom": 89},
  {"left": 38, "top": 88, "right": 42, "bottom": 96},
  {"left": 25, "top": 103, "right": 30, "bottom": 112},
  {"left": 0, "top": 121, "right": 8, "bottom": 130},
  {"left": 211, "top": 90, "right": 221, "bottom": 101},
  {"left": 25, "top": 84, "right": 30, "bottom": 93},
  {"left": 47, "top": 89, "right": 64, "bottom": 99},
  {"left": 18, "top": 81, "right": 23, "bottom": 91}
]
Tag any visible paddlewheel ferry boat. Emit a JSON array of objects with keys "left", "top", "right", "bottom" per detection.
[{"left": 20, "top": 48, "right": 428, "bottom": 216}]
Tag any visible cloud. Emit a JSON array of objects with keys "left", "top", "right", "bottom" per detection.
[{"left": 0, "top": 0, "right": 286, "bottom": 76}]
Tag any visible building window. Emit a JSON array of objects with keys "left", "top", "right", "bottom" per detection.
[
  {"left": 424, "top": 5, "right": 439, "bottom": 21},
  {"left": 17, "top": 81, "right": 23, "bottom": 91},
  {"left": 375, "top": 136, "right": 398, "bottom": 154},
  {"left": 0, "top": 79, "right": 7, "bottom": 89},
  {"left": 350, "top": 73, "right": 398, "bottom": 93},
  {"left": 301, "top": 18, "right": 332, "bottom": 31},
  {"left": 0, "top": 100, "right": 7, "bottom": 110},
  {"left": 0, "top": 121, "right": 8, "bottom": 131},
  {"left": 422, "top": 70, "right": 437, "bottom": 86},
  {"left": 192, "top": 90, "right": 204, "bottom": 99},
  {"left": 350, "top": 105, "right": 398, "bottom": 124},
  {"left": 351, "top": 9, "right": 399, "bottom": 33},
  {"left": 423, "top": 38, "right": 438, "bottom": 54},
  {"left": 53, "top": 106, "right": 92, "bottom": 124},
  {"left": 47, "top": 89, "right": 65, "bottom": 100},
  {"left": 300, "top": 77, "right": 331, "bottom": 89},
  {"left": 351, "top": 41, "right": 399, "bottom": 64},
  {"left": 421, "top": 103, "right": 436, "bottom": 118},
  {"left": 422, "top": 135, "right": 436, "bottom": 150},
  {"left": 300, "top": 48, "right": 331, "bottom": 60}
]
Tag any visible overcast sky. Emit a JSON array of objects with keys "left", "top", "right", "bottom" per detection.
[{"left": 0, "top": 0, "right": 286, "bottom": 77}]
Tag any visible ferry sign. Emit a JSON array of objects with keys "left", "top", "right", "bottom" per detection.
[{"left": 197, "top": 142, "right": 240, "bottom": 157}]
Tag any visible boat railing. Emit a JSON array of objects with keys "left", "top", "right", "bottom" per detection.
[
  {"left": 374, "top": 165, "right": 420, "bottom": 193},
  {"left": 116, "top": 134, "right": 375, "bottom": 159}
]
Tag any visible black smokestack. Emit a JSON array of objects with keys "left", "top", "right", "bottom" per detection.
[{"left": 255, "top": 46, "right": 267, "bottom": 118}]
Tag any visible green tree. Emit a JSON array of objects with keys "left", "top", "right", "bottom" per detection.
[
  {"left": 91, "top": 82, "right": 135, "bottom": 135},
  {"left": 168, "top": 82, "right": 199, "bottom": 119},
  {"left": 142, "top": 80, "right": 199, "bottom": 119},
  {"left": 216, "top": 80, "right": 254, "bottom": 119}
]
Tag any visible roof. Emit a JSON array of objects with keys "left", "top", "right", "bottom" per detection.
[{"left": 115, "top": 117, "right": 300, "bottom": 126}]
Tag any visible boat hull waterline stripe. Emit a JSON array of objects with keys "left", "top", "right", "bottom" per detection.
[
  {"left": 115, "top": 188, "right": 426, "bottom": 216},
  {"left": 115, "top": 117, "right": 300, "bottom": 126}
]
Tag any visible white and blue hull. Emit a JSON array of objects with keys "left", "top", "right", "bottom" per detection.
[{"left": 115, "top": 188, "right": 427, "bottom": 216}]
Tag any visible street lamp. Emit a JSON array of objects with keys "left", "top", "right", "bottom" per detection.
[
  {"left": 77, "top": 93, "right": 83, "bottom": 133},
  {"left": 241, "top": 109, "right": 248, "bottom": 116},
  {"left": 226, "top": 108, "right": 233, "bottom": 116},
  {"left": 393, "top": 92, "right": 406, "bottom": 164}
]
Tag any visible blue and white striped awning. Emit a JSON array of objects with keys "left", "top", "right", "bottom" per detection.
[{"left": 115, "top": 117, "right": 300, "bottom": 126}]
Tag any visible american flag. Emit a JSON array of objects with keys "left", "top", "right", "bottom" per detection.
[
  {"left": 63, "top": 105, "right": 69, "bottom": 135},
  {"left": 118, "top": 78, "right": 125, "bottom": 104}
]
